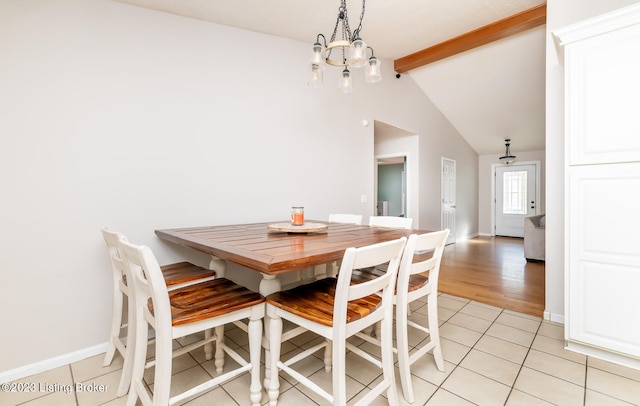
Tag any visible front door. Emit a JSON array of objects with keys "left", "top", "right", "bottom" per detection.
[
  {"left": 441, "top": 158, "right": 456, "bottom": 244},
  {"left": 495, "top": 164, "right": 537, "bottom": 237}
]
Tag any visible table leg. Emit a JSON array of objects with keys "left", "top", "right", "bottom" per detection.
[
  {"left": 300, "top": 267, "right": 316, "bottom": 284},
  {"left": 205, "top": 256, "right": 227, "bottom": 361},
  {"left": 259, "top": 274, "right": 281, "bottom": 297},
  {"left": 209, "top": 256, "right": 226, "bottom": 278}
]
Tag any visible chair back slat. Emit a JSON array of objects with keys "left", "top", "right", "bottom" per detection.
[
  {"left": 101, "top": 228, "right": 129, "bottom": 281},
  {"left": 397, "top": 230, "right": 449, "bottom": 298},
  {"left": 336, "top": 237, "right": 406, "bottom": 307}
]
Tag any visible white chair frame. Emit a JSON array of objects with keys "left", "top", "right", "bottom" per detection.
[
  {"left": 120, "top": 239, "right": 265, "bottom": 406},
  {"left": 265, "top": 237, "right": 407, "bottom": 406},
  {"left": 357, "top": 229, "right": 450, "bottom": 403},
  {"left": 101, "top": 228, "right": 216, "bottom": 397}
]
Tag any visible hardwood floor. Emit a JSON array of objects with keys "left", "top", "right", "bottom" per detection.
[{"left": 438, "top": 236, "right": 545, "bottom": 317}]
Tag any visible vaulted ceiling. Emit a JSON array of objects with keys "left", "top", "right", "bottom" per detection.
[{"left": 117, "top": 0, "right": 546, "bottom": 156}]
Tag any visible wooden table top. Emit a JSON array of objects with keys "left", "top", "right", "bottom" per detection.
[{"left": 156, "top": 221, "right": 424, "bottom": 275}]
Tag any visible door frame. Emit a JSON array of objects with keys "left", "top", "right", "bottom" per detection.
[{"left": 491, "top": 160, "right": 541, "bottom": 236}]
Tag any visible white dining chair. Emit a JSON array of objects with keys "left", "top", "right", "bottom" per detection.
[
  {"left": 369, "top": 215, "right": 413, "bottom": 229},
  {"left": 352, "top": 215, "right": 414, "bottom": 313},
  {"left": 321, "top": 213, "right": 364, "bottom": 278},
  {"left": 328, "top": 213, "right": 363, "bottom": 225},
  {"left": 100, "top": 227, "right": 216, "bottom": 396},
  {"left": 265, "top": 237, "right": 407, "bottom": 406},
  {"left": 121, "top": 238, "right": 265, "bottom": 406},
  {"left": 356, "top": 229, "right": 450, "bottom": 403}
]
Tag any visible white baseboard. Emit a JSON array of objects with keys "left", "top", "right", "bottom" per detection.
[
  {"left": 0, "top": 343, "right": 108, "bottom": 383},
  {"left": 544, "top": 311, "right": 565, "bottom": 324},
  {"left": 456, "top": 233, "right": 479, "bottom": 242}
]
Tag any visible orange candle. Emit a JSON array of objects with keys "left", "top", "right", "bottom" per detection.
[{"left": 291, "top": 207, "right": 304, "bottom": 225}]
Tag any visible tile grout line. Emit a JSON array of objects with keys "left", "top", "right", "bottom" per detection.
[
  {"left": 69, "top": 363, "right": 79, "bottom": 406},
  {"left": 583, "top": 358, "right": 589, "bottom": 406},
  {"left": 501, "top": 317, "right": 543, "bottom": 406},
  {"left": 422, "top": 298, "right": 501, "bottom": 405}
]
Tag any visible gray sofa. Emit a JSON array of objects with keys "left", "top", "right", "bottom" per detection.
[{"left": 524, "top": 214, "right": 545, "bottom": 262}]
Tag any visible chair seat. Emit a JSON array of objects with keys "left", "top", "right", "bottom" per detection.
[
  {"left": 149, "top": 278, "right": 264, "bottom": 326},
  {"left": 266, "top": 278, "right": 382, "bottom": 326},
  {"left": 122, "top": 261, "right": 215, "bottom": 287},
  {"left": 161, "top": 261, "right": 216, "bottom": 286}
]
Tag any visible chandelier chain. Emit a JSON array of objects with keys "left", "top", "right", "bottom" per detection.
[{"left": 354, "top": 0, "right": 366, "bottom": 39}]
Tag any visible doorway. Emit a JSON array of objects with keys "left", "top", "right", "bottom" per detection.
[
  {"left": 494, "top": 162, "right": 539, "bottom": 237},
  {"left": 373, "top": 120, "right": 418, "bottom": 225},
  {"left": 376, "top": 157, "right": 406, "bottom": 217}
]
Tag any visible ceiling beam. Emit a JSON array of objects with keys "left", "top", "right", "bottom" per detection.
[{"left": 394, "top": 3, "right": 546, "bottom": 73}]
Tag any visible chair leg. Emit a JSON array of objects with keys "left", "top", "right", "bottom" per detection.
[
  {"left": 204, "top": 328, "right": 214, "bottom": 360},
  {"left": 427, "top": 295, "right": 445, "bottom": 372},
  {"left": 214, "top": 325, "right": 225, "bottom": 373},
  {"left": 267, "top": 312, "right": 282, "bottom": 406},
  {"left": 397, "top": 299, "right": 415, "bottom": 403},
  {"left": 126, "top": 310, "right": 148, "bottom": 406},
  {"left": 116, "top": 295, "right": 136, "bottom": 397},
  {"left": 248, "top": 316, "right": 263, "bottom": 406},
  {"left": 380, "top": 314, "right": 399, "bottom": 406},
  {"left": 324, "top": 339, "right": 332, "bottom": 372},
  {"left": 331, "top": 337, "right": 347, "bottom": 405},
  {"left": 152, "top": 324, "right": 173, "bottom": 406},
  {"left": 104, "top": 287, "right": 124, "bottom": 367},
  {"left": 263, "top": 317, "right": 271, "bottom": 390}
]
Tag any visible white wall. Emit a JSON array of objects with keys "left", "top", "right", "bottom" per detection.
[
  {"left": 478, "top": 150, "right": 546, "bottom": 236},
  {"left": 0, "top": 0, "right": 477, "bottom": 375},
  {"left": 545, "top": 0, "right": 639, "bottom": 321}
]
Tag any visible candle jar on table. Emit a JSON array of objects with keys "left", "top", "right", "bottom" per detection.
[{"left": 291, "top": 207, "right": 304, "bottom": 226}]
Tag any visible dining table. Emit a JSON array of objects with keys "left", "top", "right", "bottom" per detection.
[{"left": 155, "top": 220, "right": 425, "bottom": 295}]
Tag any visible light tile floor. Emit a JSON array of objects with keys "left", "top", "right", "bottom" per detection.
[{"left": 3, "top": 293, "right": 640, "bottom": 405}]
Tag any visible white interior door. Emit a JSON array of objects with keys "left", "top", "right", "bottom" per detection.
[
  {"left": 495, "top": 164, "right": 537, "bottom": 237},
  {"left": 441, "top": 158, "right": 456, "bottom": 244}
]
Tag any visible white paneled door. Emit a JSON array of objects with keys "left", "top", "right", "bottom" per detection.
[
  {"left": 495, "top": 164, "right": 537, "bottom": 237},
  {"left": 441, "top": 158, "right": 456, "bottom": 244}
]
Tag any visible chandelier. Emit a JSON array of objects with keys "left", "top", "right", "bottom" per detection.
[
  {"left": 308, "top": 0, "right": 381, "bottom": 92},
  {"left": 499, "top": 139, "right": 517, "bottom": 165}
]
